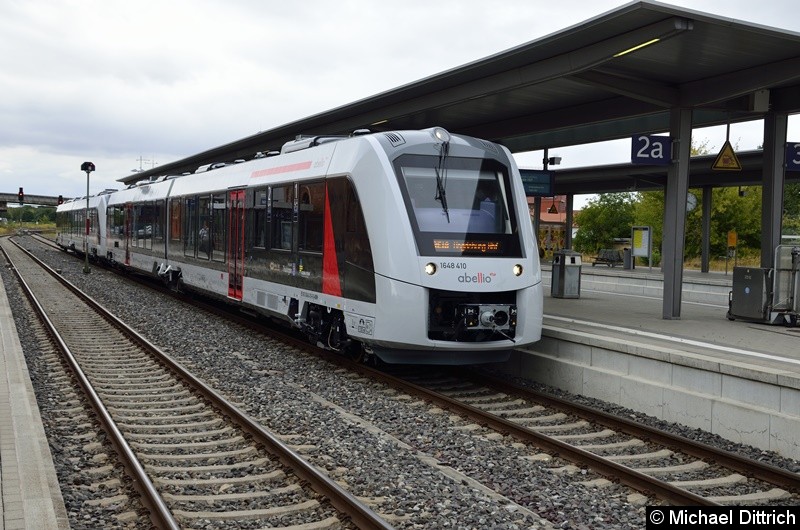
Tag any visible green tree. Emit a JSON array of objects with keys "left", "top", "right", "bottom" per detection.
[
  {"left": 709, "top": 186, "right": 762, "bottom": 258},
  {"left": 37, "top": 207, "right": 56, "bottom": 223},
  {"left": 783, "top": 182, "right": 800, "bottom": 236},
  {"left": 634, "top": 186, "right": 762, "bottom": 263},
  {"left": 573, "top": 193, "right": 636, "bottom": 253},
  {"left": 633, "top": 190, "right": 665, "bottom": 262}
]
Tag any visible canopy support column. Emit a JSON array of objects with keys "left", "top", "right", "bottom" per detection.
[
  {"left": 761, "top": 111, "right": 787, "bottom": 269},
  {"left": 662, "top": 108, "right": 692, "bottom": 319},
  {"left": 701, "top": 185, "right": 712, "bottom": 273}
]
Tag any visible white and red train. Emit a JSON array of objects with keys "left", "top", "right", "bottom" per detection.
[{"left": 57, "top": 127, "right": 543, "bottom": 364}]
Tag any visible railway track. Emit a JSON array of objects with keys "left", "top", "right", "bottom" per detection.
[
  {"left": 2, "top": 236, "right": 392, "bottom": 530},
  {"left": 14, "top": 233, "right": 800, "bottom": 525},
  {"left": 379, "top": 367, "right": 800, "bottom": 506},
  {"left": 125, "top": 264, "right": 800, "bottom": 509}
]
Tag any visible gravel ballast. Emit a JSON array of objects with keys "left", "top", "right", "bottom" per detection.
[{"left": 5, "top": 237, "right": 798, "bottom": 529}]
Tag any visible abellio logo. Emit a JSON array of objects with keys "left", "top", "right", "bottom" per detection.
[{"left": 458, "top": 272, "right": 496, "bottom": 283}]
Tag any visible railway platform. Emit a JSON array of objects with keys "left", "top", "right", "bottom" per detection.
[
  {"left": 0, "top": 277, "right": 69, "bottom": 529},
  {"left": 502, "top": 263, "right": 800, "bottom": 460}
]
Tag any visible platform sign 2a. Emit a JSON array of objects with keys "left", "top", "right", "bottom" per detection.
[
  {"left": 631, "top": 135, "right": 671, "bottom": 165},
  {"left": 786, "top": 141, "right": 800, "bottom": 172}
]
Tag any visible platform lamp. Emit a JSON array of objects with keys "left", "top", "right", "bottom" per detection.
[
  {"left": 80, "top": 161, "right": 95, "bottom": 274},
  {"left": 542, "top": 150, "right": 561, "bottom": 214}
]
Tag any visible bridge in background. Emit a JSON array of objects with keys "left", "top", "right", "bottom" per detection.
[{"left": 0, "top": 193, "right": 67, "bottom": 216}]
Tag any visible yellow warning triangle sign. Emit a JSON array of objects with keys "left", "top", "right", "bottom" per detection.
[{"left": 712, "top": 140, "right": 742, "bottom": 171}]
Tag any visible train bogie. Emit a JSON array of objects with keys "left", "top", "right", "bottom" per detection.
[{"left": 57, "top": 127, "right": 543, "bottom": 364}]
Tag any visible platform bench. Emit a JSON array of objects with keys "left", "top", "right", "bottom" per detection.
[{"left": 592, "top": 248, "right": 623, "bottom": 267}]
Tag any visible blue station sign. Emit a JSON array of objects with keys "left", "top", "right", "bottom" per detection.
[
  {"left": 519, "top": 169, "right": 554, "bottom": 197},
  {"left": 631, "top": 134, "right": 671, "bottom": 165}
]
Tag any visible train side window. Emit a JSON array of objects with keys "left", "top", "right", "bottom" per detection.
[
  {"left": 346, "top": 182, "right": 366, "bottom": 234},
  {"left": 147, "top": 202, "right": 155, "bottom": 250},
  {"left": 105, "top": 206, "right": 113, "bottom": 244},
  {"left": 270, "top": 184, "right": 294, "bottom": 251},
  {"left": 132, "top": 202, "right": 152, "bottom": 250},
  {"left": 198, "top": 195, "right": 211, "bottom": 260},
  {"left": 153, "top": 200, "right": 165, "bottom": 254},
  {"left": 142, "top": 202, "right": 155, "bottom": 251},
  {"left": 211, "top": 194, "right": 225, "bottom": 262},
  {"left": 169, "top": 199, "right": 182, "bottom": 256},
  {"left": 298, "top": 182, "right": 324, "bottom": 253},
  {"left": 184, "top": 196, "right": 197, "bottom": 258},
  {"left": 107, "top": 206, "right": 116, "bottom": 240},
  {"left": 253, "top": 188, "right": 267, "bottom": 248},
  {"left": 132, "top": 204, "right": 140, "bottom": 248},
  {"left": 89, "top": 208, "right": 99, "bottom": 243}
]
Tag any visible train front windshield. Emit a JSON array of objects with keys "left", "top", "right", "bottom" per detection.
[{"left": 395, "top": 155, "right": 523, "bottom": 257}]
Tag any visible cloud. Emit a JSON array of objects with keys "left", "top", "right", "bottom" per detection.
[{"left": 1, "top": 0, "right": 798, "bottom": 197}]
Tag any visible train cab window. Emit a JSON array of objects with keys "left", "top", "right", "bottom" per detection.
[
  {"left": 270, "top": 184, "right": 294, "bottom": 251},
  {"left": 394, "top": 154, "right": 522, "bottom": 257},
  {"left": 298, "top": 182, "right": 324, "bottom": 253}
]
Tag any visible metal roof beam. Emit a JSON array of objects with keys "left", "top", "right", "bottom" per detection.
[
  {"left": 681, "top": 56, "right": 800, "bottom": 106},
  {"left": 348, "top": 18, "right": 693, "bottom": 129},
  {"left": 569, "top": 70, "right": 680, "bottom": 107}
]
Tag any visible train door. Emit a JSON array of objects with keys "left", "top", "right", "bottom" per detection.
[
  {"left": 124, "top": 203, "right": 132, "bottom": 266},
  {"left": 227, "top": 189, "right": 246, "bottom": 300}
]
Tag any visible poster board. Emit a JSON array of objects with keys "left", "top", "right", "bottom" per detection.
[{"left": 632, "top": 226, "right": 652, "bottom": 267}]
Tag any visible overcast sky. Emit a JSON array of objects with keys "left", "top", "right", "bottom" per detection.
[{"left": 2, "top": 0, "right": 799, "bottom": 202}]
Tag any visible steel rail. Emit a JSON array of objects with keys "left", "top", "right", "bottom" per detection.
[
  {"left": 98, "top": 264, "right": 717, "bottom": 506},
  {"left": 348, "top": 362, "right": 718, "bottom": 507},
  {"left": 29, "top": 233, "right": 753, "bottom": 506},
  {"left": 10, "top": 236, "right": 394, "bottom": 530},
  {"left": 465, "top": 369, "right": 800, "bottom": 494},
  {"left": 2, "top": 238, "right": 180, "bottom": 530}
]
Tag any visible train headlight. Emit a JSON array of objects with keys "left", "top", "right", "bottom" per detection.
[
  {"left": 425, "top": 262, "right": 437, "bottom": 275},
  {"left": 431, "top": 127, "right": 451, "bottom": 143},
  {"left": 513, "top": 264, "right": 523, "bottom": 276}
]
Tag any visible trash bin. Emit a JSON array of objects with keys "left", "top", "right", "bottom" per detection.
[
  {"left": 623, "top": 248, "right": 634, "bottom": 270},
  {"left": 551, "top": 249, "right": 582, "bottom": 298}
]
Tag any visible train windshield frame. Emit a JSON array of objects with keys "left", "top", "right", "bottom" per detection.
[{"left": 394, "top": 154, "right": 523, "bottom": 257}]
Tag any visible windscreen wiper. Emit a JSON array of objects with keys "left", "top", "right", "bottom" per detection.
[{"left": 434, "top": 140, "right": 450, "bottom": 222}]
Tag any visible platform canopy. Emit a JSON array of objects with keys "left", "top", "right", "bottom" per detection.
[{"left": 120, "top": 0, "right": 800, "bottom": 190}]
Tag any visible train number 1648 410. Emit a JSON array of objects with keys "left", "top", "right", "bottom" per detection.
[{"left": 440, "top": 262, "right": 467, "bottom": 269}]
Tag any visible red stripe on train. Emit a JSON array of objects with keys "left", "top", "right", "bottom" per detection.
[
  {"left": 322, "top": 185, "right": 342, "bottom": 297},
  {"left": 250, "top": 161, "right": 312, "bottom": 179}
]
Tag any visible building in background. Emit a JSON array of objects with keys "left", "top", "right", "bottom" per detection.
[{"left": 529, "top": 195, "right": 573, "bottom": 260}]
